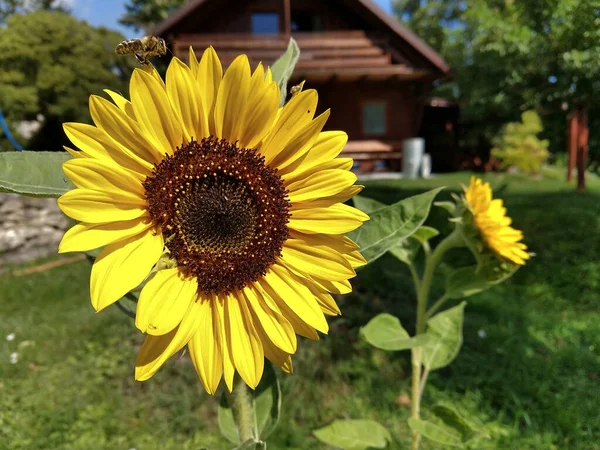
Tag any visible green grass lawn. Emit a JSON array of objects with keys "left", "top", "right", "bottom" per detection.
[{"left": 1, "top": 170, "right": 599, "bottom": 450}]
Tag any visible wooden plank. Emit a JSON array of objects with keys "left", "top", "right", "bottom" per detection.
[
  {"left": 176, "top": 37, "right": 374, "bottom": 50},
  {"left": 216, "top": 56, "right": 391, "bottom": 69}
]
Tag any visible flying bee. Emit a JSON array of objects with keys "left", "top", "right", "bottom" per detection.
[{"left": 115, "top": 36, "right": 167, "bottom": 67}]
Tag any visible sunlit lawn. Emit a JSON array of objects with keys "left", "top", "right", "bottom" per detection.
[{"left": 1, "top": 169, "right": 599, "bottom": 450}]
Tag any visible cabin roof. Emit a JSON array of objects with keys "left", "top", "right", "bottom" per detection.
[{"left": 153, "top": 0, "right": 450, "bottom": 76}]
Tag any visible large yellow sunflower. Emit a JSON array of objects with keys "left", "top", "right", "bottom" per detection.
[
  {"left": 57, "top": 47, "right": 368, "bottom": 394},
  {"left": 464, "top": 176, "right": 529, "bottom": 265}
]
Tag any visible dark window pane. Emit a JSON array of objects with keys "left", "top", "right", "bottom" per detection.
[
  {"left": 252, "top": 12, "right": 279, "bottom": 34},
  {"left": 291, "top": 12, "right": 324, "bottom": 32},
  {"left": 362, "top": 102, "right": 387, "bottom": 135}
]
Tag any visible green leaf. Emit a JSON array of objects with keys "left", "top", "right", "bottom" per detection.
[
  {"left": 353, "top": 195, "right": 386, "bottom": 214},
  {"left": 313, "top": 419, "right": 391, "bottom": 450},
  {"left": 389, "top": 225, "right": 440, "bottom": 264},
  {"left": 434, "top": 201, "right": 457, "bottom": 215},
  {"left": 431, "top": 404, "right": 482, "bottom": 442},
  {"left": 0, "top": 151, "right": 73, "bottom": 197},
  {"left": 422, "top": 302, "right": 466, "bottom": 371},
  {"left": 408, "top": 405, "right": 483, "bottom": 448},
  {"left": 445, "top": 260, "right": 518, "bottom": 299},
  {"left": 408, "top": 418, "right": 463, "bottom": 447},
  {"left": 218, "top": 363, "right": 281, "bottom": 444},
  {"left": 270, "top": 38, "right": 300, "bottom": 106},
  {"left": 235, "top": 439, "right": 266, "bottom": 450},
  {"left": 218, "top": 392, "right": 241, "bottom": 444},
  {"left": 254, "top": 363, "right": 281, "bottom": 440},
  {"left": 361, "top": 313, "right": 426, "bottom": 351},
  {"left": 348, "top": 187, "right": 444, "bottom": 264},
  {"left": 411, "top": 226, "right": 440, "bottom": 244}
]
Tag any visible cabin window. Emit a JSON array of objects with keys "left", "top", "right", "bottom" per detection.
[
  {"left": 362, "top": 101, "right": 387, "bottom": 136},
  {"left": 291, "top": 12, "right": 324, "bottom": 32},
  {"left": 251, "top": 12, "right": 280, "bottom": 34}
]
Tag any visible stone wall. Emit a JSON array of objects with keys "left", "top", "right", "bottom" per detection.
[{"left": 0, "top": 193, "right": 69, "bottom": 269}]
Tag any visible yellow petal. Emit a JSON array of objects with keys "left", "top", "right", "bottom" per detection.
[
  {"left": 289, "top": 203, "right": 369, "bottom": 234},
  {"left": 259, "top": 89, "right": 318, "bottom": 165},
  {"left": 135, "top": 299, "right": 203, "bottom": 381},
  {"left": 166, "top": 57, "right": 208, "bottom": 141},
  {"left": 188, "top": 298, "right": 223, "bottom": 395},
  {"left": 62, "top": 157, "right": 145, "bottom": 197},
  {"left": 243, "top": 284, "right": 296, "bottom": 354},
  {"left": 283, "top": 157, "right": 353, "bottom": 185},
  {"left": 213, "top": 295, "right": 235, "bottom": 392},
  {"left": 271, "top": 109, "right": 330, "bottom": 172},
  {"left": 188, "top": 46, "right": 199, "bottom": 75},
  {"left": 136, "top": 268, "right": 198, "bottom": 336},
  {"left": 253, "top": 321, "right": 293, "bottom": 374},
  {"left": 90, "top": 228, "right": 163, "bottom": 311},
  {"left": 259, "top": 264, "right": 328, "bottom": 334},
  {"left": 197, "top": 46, "right": 223, "bottom": 134},
  {"left": 258, "top": 280, "right": 319, "bottom": 340},
  {"left": 103, "top": 89, "right": 135, "bottom": 120},
  {"left": 290, "top": 185, "right": 364, "bottom": 210},
  {"left": 295, "top": 131, "right": 348, "bottom": 170},
  {"left": 63, "top": 146, "right": 85, "bottom": 158},
  {"left": 287, "top": 169, "right": 357, "bottom": 204},
  {"left": 224, "top": 292, "right": 264, "bottom": 389},
  {"left": 89, "top": 94, "right": 164, "bottom": 164},
  {"left": 63, "top": 122, "right": 152, "bottom": 177},
  {"left": 58, "top": 188, "right": 147, "bottom": 223},
  {"left": 237, "top": 64, "right": 279, "bottom": 149},
  {"left": 130, "top": 68, "right": 186, "bottom": 156},
  {"left": 281, "top": 237, "right": 356, "bottom": 282},
  {"left": 214, "top": 55, "right": 251, "bottom": 142},
  {"left": 59, "top": 218, "right": 153, "bottom": 253}
]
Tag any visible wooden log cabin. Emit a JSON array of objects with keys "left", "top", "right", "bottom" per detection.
[{"left": 153, "top": 0, "right": 451, "bottom": 173}]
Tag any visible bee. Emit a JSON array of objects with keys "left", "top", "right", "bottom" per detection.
[
  {"left": 290, "top": 80, "right": 306, "bottom": 98},
  {"left": 115, "top": 36, "right": 167, "bottom": 67}
]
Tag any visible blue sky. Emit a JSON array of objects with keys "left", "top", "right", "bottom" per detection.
[{"left": 71, "top": 0, "right": 394, "bottom": 38}]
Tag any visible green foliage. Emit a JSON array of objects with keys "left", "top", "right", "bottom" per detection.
[
  {"left": 1, "top": 173, "right": 599, "bottom": 449},
  {"left": 0, "top": 151, "right": 73, "bottom": 197},
  {"left": 270, "top": 38, "right": 301, "bottom": 106},
  {"left": 218, "top": 365, "right": 281, "bottom": 445},
  {"left": 313, "top": 420, "right": 392, "bottom": 450},
  {"left": 0, "top": 0, "right": 68, "bottom": 23},
  {"left": 0, "top": 11, "right": 134, "bottom": 151},
  {"left": 491, "top": 111, "right": 550, "bottom": 174},
  {"left": 119, "top": 0, "right": 188, "bottom": 32},
  {"left": 349, "top": 188, "right": 444, "bottom": 264},
  {"left": 396, "top": 0, "right": 600, "bottom": 163},
  {"left": 422, "top": 302, "right": 466, "bottom": 371},
  {"left": 360, "top": 313, "right": 426, "bottom": 351},
  {"left": 408, "top": 404, "right": 483, "bottom": 447}
]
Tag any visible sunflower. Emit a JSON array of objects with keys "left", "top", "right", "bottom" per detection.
[
  {"left": 57, "top": 47, "right": 368, "bottom": 394},
  {"left": 464, "top": 176, "right": 529, "bottom": 265}
]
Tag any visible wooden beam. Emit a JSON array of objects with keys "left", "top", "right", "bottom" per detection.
[{"left": 283, "top": 0, "right": 291, "bottom": 39}]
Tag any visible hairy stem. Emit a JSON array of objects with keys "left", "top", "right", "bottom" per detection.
[
  {"left": 410, "top": 229, "right": 463, "bottom": 450},
  {"left": 225, "top": 375, "right": 257, "bottom": 443}
]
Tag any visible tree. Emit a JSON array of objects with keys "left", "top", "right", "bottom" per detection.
[
  {"left": 0, "top": 0, "right": 70, "bottom": 23},
  {"left": 119, "top": 0, "right": 188, "bottom": 33},
  {"left": 395, "top": 0, "right": 600, "bottom": 165},
  {"left": 0, "top": 11, "right": 136, "bottom": 151}
]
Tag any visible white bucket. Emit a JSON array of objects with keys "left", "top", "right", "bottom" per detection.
[
  {"left": 421, "top": 153, "right": 432, "bottom": 178},
  {"left": 402, "top": 138, "right": 425, "bottom": 179}
]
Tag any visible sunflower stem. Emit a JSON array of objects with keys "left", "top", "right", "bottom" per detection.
[
  {"left": 410, "top": 228, "right": 464, "bottom": 450},
  {"left": 226, "top": 375, "right": 258, "bottom": 443}
]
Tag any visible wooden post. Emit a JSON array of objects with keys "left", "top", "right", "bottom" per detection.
[
  {"left": 283, "top": 0, "right": 291, "bottom": 39},
  {"left": 576, "top": 106, "right": 589, "bottom": 192},
  {"left": 567, "top": 110, "right": 577, "bottom": 182}
]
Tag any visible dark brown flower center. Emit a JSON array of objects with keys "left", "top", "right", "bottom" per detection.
[{"left": 144, "top": 137, "right": 290, "bottom": 295}]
